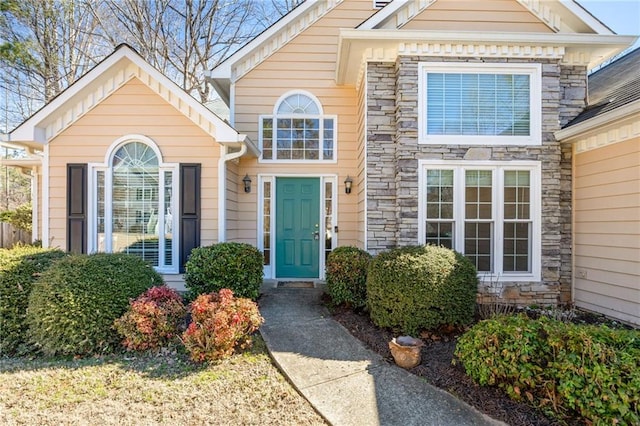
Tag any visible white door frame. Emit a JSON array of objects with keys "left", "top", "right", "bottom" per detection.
[{"left": 258, "top": 173, "right": 338, "bottom": 280}]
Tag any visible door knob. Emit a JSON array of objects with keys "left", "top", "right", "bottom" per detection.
[{"left": 312, "top": 231, "right": 320, "bottom": 240}]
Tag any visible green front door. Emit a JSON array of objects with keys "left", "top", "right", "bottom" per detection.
[{"left": 276, "top": 177, "right": 320, "bottom": 278}]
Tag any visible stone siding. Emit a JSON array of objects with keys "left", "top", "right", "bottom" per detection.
[
  {"left": 366, "top": 63, "right": 397, "bottom": 251},
  {"left": 366, "top": 57, "right": 586, "bottom": 305}
]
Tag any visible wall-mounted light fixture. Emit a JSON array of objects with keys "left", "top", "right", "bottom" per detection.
[
  {"left": 344, "top": 175, "right": 353, "bottom": 194},
  {"left": 242, "top": 174, "right": 252, "bottom": 193}
]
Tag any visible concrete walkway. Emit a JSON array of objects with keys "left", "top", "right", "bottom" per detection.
[{"left": 259, "top": 284, "right": 504, "bottom": 426}]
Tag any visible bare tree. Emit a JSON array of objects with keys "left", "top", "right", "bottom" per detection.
[
  {"left": 262, "top": 0, "right": 305, "bottom": 18},
  {"left": 0, "top": 0, "right": 109, "bottom": 105},
  {"left": 0, "top": 0, "right": 302, "bottom": 127},
  {"left": 91, "top": 0, "right": 301, "bottom": 102}
]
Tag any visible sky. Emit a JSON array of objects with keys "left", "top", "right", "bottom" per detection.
[{"left": 577, "top": 0, "right": 640, "bottom": 51}]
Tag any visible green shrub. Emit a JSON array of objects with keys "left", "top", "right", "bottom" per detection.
[
  {"left": 114, "top": 286, "right": 186, "bottom": 351},
  {"left": 27, "top": 253, "right": 163, "bottom": 356},
  {"left": 454, "top": 315, "right": 548, "bottom": 397},
  {"left": 0, "top": 203, "right": 33, "bottom": 232},
  {"left": 325, "top": 246, "right": 371, "bottom": 309},
  {"left": 367, "top": 245, "right": 478, "bottom": 335},
  {"left": 0, "top": 246, "right": 66, "bottom": 354},
  {"left": 182, "top": 289, "right": 264, "bottom": 362},
  {"left": 455, "top": 315, "right": 640, "bottom": 424},
  {"left": 184, "top": 242, "right": 263, "bottom": 301}
]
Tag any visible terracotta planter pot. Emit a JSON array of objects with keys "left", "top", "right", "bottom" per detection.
[{"left": 389, "top": 336, "right": 424, "bottom": 369}]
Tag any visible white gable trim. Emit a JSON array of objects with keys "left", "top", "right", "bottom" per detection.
[
  {"left": 359, "top": 0, "right": 615, "bottom": 34},
  {"left": 9, "top": 45, "right": 254, "bottom": 153},
  {"left": 207, "top": 0, "right": 345, "bottom": 102},
  {"left": 554, "top": 0, "right": 615, "bottom": 34},
  {"left": 209, "top": 0, "right": 324, "bottom": 80},
  {"left": 358, "top": 0, "right": 436, "bottom": 30},
  {"left": 555, "top": 99, "right": 640, "bottom": 152},
  {"left": 337, "top": 29, "right": 636, "bottom": 86}
]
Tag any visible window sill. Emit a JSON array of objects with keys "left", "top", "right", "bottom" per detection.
[
  {"left": 478, "top": 273, "right": 541, "bottom": 283},
  {"left": 419, "top": 135, "right": 541, "bottom": 146},
  {"left": 258, "top": 159, "right": 338, "bottom": 164}
]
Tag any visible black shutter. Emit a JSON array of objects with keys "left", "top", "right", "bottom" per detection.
[
  {"left": 180, "top": 164, "right": 201, "bottom": 272},
  {"left": 67, "top": 164, "right": 87, "bottom": 254}
]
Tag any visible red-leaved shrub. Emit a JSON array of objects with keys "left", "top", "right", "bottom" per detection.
[
  {"left": 182, "top": 288, "right": 263, "bottom": 362},
  {"left": 114, "top": 285, "right": 186, "bottom": 351}
]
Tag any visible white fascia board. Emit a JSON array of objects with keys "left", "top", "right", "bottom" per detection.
[
  {"left": 219, "top": 134, "right": 260, "bottom": 157},
  {"left": 9, "top": 48, "right": 132, "bottom": 144},
  {"left": 358, "top": 0, "right": 409, "bottom": 29},
  {"left": 360, "top": 0, "right": 616, "bottom": 34},
  {"left": 561, "top": 0, "right": 616, "bottom": 34},
  {"left": 0, "top": 158, "right": 42, "bottom": 168},
  {"left": 336, "top": 29, "right": 636, "bottom": 84},
  {"left": 208, "top": 0, "right": 320, "bottom": 81},
  {"left": 130, "top": 49, "right": 243, "bottom": 143},
  {"left": 10, "top": 45, "right": 246, "bottom": 146},
  {"left": 555, "top": 99, "right": 640, "bottom": 141},
  {"left": 340, "top": 29, "right": 634, "bottom": 45}
]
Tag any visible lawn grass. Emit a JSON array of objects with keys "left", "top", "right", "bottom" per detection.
[{"left": 0, "top": 337, "right": 326, "bottom": 425}]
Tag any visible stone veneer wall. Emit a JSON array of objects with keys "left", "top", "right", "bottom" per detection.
[
  {"left": 366, "top": 62, "right": 398, "bottom": 251},
  {"left": 558, "top": 66, "right": 587, "bottom": 303},
  {"left": 366, "top": 57, "right": 586, "bottom": 305}
]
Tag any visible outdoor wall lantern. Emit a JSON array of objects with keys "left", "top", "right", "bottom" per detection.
[
  {"left": 243, "top": 174, "right": 252, "bottom": 193},
  {"left": 344, "top": 175, "right": 353, "bottom": 194}
]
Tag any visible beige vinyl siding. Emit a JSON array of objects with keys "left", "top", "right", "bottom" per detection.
[
  {"left": 396, "top": 0, "right": 552, "bottom": 32},
  {"left": 574, "top": 138, "right": 640, "bottom": 326},
  {"left": 47, "top": 78, "right": 221, "bottom": 251},
  {"left": 231, "top": 0, "right": 374, "bottom": 248},
  {"left": 225, "top": 159, "right": 239, "bottom": 241}
]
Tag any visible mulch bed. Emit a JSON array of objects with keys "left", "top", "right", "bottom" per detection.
[{"left": 331, "top": 305, "right": 561, "bottom": 426}]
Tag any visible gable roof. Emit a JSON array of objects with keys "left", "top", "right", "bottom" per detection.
[
  {"left": 209, "top": 0, "right": 630, "bottom": 102},
  {"left": 558, "top": 47, "right": 640, "bottom": 137},
  {"left": 10, "top": 44, "right": 257, "bottom": 154},
  {"left": 358, "top": 0, "right": 614, "bottom": 33},
  {"left": 207, "top": 0, "right": 345, "bottom": 104}
]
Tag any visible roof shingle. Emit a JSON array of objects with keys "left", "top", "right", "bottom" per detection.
[{"left": 565, "top": 47, "right": 640, "bottom": 127}]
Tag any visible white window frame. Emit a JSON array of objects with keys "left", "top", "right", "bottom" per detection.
[
  {"left": 257, "top": 174, "right": 338, "bottom": 280},
  {"left": 418, "top": 62, "right": 542, "bottom": 146},
  {"left": 87, "top": 135, "right": 180, "bottom": 274},
  {"left": 259, "top": 90, "right": 338, "bottom": 164},
  {"left": 418, "top": 160, "right": 541, "bottom": 282}
]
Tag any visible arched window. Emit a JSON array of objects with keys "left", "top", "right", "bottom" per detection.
[
  {"left": 92, "top": 137, "right": 178, "bottom": 273},
  {"left": 260, "top": 91, "right": 336, "bottom": 162}
]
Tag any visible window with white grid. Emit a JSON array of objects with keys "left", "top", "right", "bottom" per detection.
[{"left": 420, "top": 161, "right": 540, "bottom": 280}]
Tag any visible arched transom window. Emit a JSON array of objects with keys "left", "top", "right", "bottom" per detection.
[
  {"left": 92, "top": 138, "right": 178, "bottom": 273},
  {"left": 260, "top": 91, "right": 336, "bottom": 161}
]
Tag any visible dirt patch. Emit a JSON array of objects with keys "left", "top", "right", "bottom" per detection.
[{"left": 332, "top": 306, "right": 560, "bottom": 426}]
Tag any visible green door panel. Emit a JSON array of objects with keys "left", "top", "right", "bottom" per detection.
[{"left": 276, "top": 177, "right": 320, "bottom": 278}]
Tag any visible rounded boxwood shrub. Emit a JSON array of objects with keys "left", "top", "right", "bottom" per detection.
[
  {"left": 184, "top": 242, "right": 263, "bottom": 301},
  {"left": 325, "top": 246, "right": 371, "bottom": 309},
  {"left": 27, "top": 253, "right": 163, "bottom": 356},
  {"left": 0, "top": 246, "right": 66, "bottom": 354},
  {"left": 367, "top": 245, "right": 478, "bottom": 335},
  {"left": 455, "top": 315, "right": 640, "bottom": 424}
]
